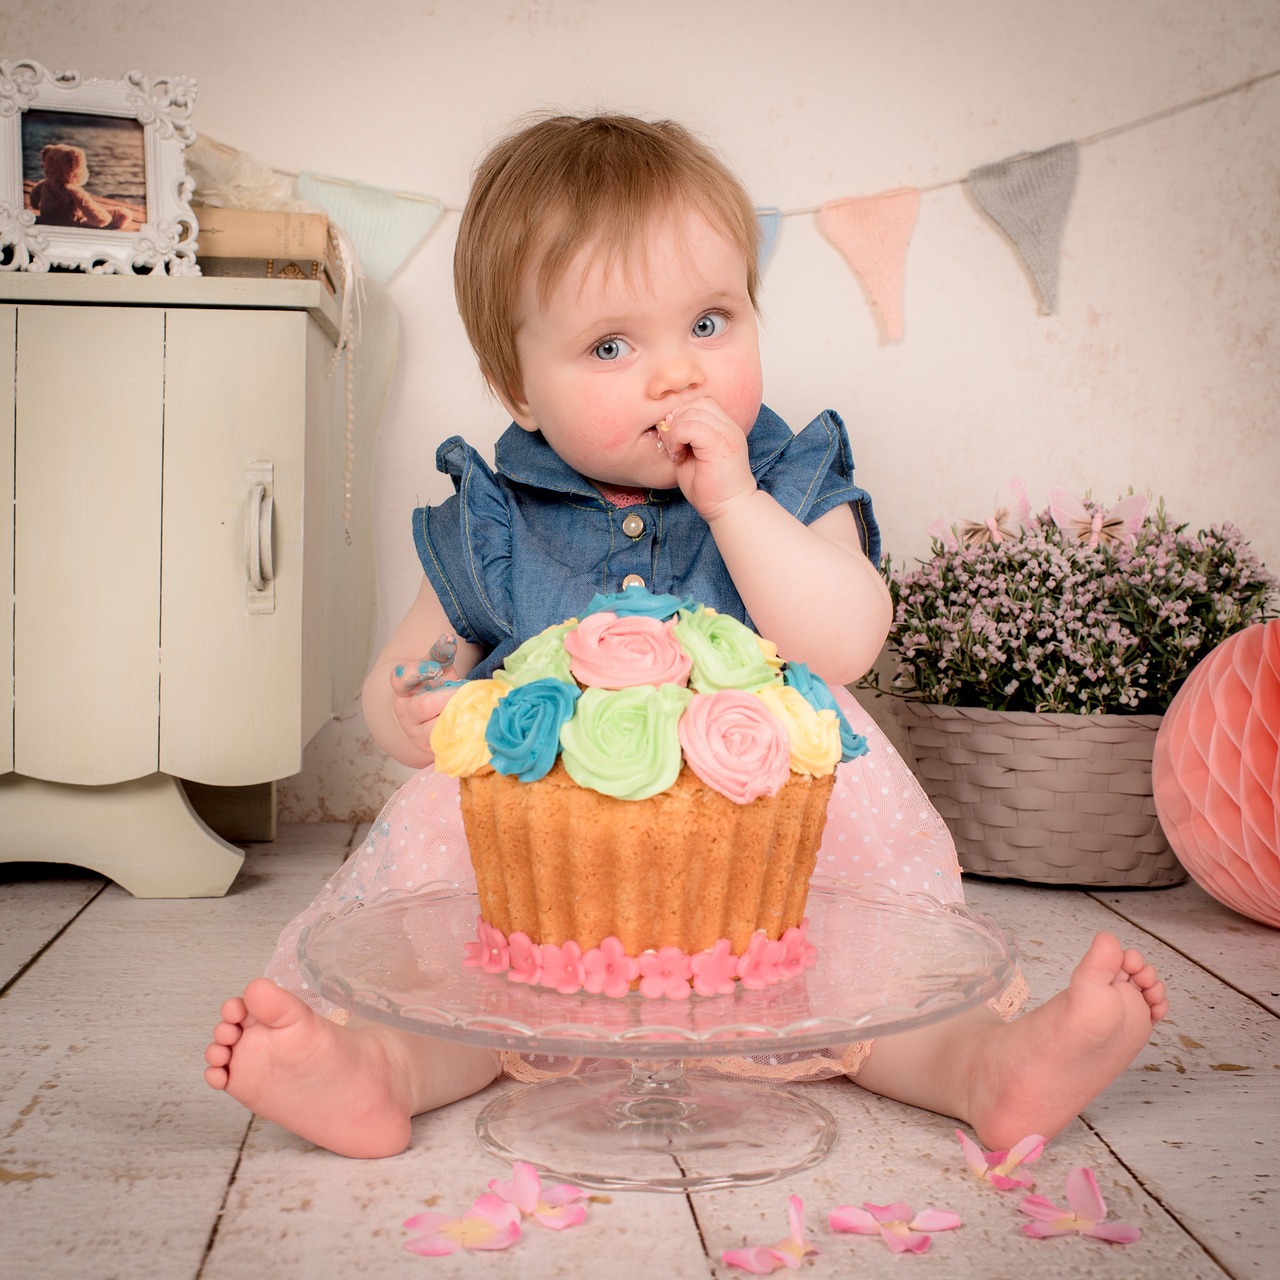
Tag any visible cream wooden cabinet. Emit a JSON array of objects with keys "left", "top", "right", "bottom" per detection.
[{"left": 0, "top": 275, "right": 372, "bottom": 896}]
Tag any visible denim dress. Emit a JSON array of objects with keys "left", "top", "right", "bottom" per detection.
[{"left": 413, "top": 405, "right": 880, "bottom": 679}]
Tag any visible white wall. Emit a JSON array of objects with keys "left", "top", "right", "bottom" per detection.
[{"left": 11, "top": 0, "right": 1279, "bottom": 820}]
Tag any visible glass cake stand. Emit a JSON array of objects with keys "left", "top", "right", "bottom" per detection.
[{"left": 298, "top": 878, "right": 1016, "bottom": 1192}]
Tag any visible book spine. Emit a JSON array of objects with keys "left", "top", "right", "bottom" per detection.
[{"left": 194, "top": 207, "right": 330, "bottom": 259}]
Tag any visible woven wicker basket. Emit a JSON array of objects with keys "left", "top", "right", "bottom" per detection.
[{"left": 898, "top": 702, "right": 1186, "bottom": 887}]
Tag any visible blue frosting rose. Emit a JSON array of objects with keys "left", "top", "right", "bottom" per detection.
[
  {"left": 783, "top": 662, "right": 868, "bottom": 762},
  {"left": 484, "top": 678, "right": 581, "bottom": 782},
  {"left": 582, "top": 586, "right": 697, "bottom": 621}
]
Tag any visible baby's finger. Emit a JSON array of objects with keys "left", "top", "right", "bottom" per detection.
[{"left": 391, "top": 638, "right": 457, "bottom": 697}]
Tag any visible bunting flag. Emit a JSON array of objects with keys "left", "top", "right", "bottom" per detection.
[
  {"left": 816, "top": 188, "right": 920, "bottom": 342},
  {"left": 297, "top": 172, "right": 444, "bottom": 284},
  {"left": 967, "top": 142, "right": 1079, "bottom": 314},
  {"left": 755, "top": 205, "right": 782, "bottom": 273}
]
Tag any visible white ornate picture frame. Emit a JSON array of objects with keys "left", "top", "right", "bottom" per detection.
[{"left": 0, "top": 60, "right": 200, "bottom": 275}]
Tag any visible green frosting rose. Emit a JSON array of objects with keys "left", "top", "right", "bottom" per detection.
[
  {"left": 493, "top": 619, "right": 577, "bottom": 688},
  {"left": 673, "top": 607, "right": 780, "bottom": 693},
  {"left": 559, "top": 684, "right": 692, "bottom": 800}
]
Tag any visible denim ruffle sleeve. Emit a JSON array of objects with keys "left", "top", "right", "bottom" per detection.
[
  {"left": 412, "top": 435, "right": 514, "bottom": 652},
  {"left": 757, "top": 409, "right": 881, "bottom": 566}
]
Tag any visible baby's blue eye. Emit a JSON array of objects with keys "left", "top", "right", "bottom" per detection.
[
  {"left": 593, "top": 336, "right": 632, "bottom": 361},
  {"left": 692, "top": 312, "right": 728, "bottom": 339}
]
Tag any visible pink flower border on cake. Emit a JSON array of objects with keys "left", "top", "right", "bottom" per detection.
[{"left": 463, "top": 917, "right": 817, "bottom": 1000}]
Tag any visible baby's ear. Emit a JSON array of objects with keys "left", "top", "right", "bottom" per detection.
[{"left": 487, "top": 371, "right": 537, "bottom": 432}]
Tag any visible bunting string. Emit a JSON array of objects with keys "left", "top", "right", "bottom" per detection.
[{"left": 200, "top": 65, "right": 1278, "bottom": 333}]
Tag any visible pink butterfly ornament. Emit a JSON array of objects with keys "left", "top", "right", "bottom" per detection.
[
  {"left": 1048, "top": 487, "right": 1149, "bottom": 550},
  {"left": 956, "top": 1128, "right": 1045, "bottom": 1190},
  {"left": 1018, "top": 1166, "right": 1142, "bottom": 1243},
  {"left": 928, "top": 478, "right": 1030, "bottom": 548},
  {"left": 829, "top": 1200, "right": 962, "bottom": 1254},
  {"left": 722, "top": 1194, "right": 821, "bottom": 1273}
]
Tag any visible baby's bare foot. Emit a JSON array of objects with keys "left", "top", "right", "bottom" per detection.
[
  {"left": 966, "top": 932, "right": 1168, "bottom": 1150},
  {"left": 204, "top": 978, "right": 413, "bottom": 1158}
]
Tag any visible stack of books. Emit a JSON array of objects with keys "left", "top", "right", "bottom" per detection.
[{"left": 194, "top": 205, "right": 342, "bottom": 296}]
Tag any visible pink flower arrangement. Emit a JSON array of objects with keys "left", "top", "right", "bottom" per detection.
[{"left": 868, "top": 483, "right": 1275, "bottom": 714}]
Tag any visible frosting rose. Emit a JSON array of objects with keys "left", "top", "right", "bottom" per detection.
[
  {"left": 677, "top": 690, "right": 792, "bottom": 802},
  {"left": 563, "top": 611, "right": 692, "bottom": 689},
  {"left": 559, "top": 684, "right": 692, "bottom": 800},
  {"left": 485, "top": 678, "right": 581, "bottom": 782},
  {"left": 430, "top": 679, "right": 508, "bottom": 776},
  {"left": 753, "top": 684, "right": 841, "bottom": 776},
  {"left": 783, "top": 661, "right": 869, "bottom": 762},
  {"left": 583, "top": 588, "right": 696, "bottom": 620},
  {"left": 673, "top": 608, "right": 779, "bottom": 693},
  {"left": 493, "top": 620, "right": 577, "bottom": 688}
]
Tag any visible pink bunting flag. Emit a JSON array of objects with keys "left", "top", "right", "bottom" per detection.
[
  {"left": 816, "top": 188, "right": 920, "bottom": 343},
  {"left": 967, "top": 142, "right": 1078, "bottom": 314}
]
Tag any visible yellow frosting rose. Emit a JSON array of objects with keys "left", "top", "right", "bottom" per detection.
[
  {"left": 753, "top": 684, "right": 841, "bottom": 776},
  {"left": 430, "top": 679, "right": 508, "bottom": 776}
]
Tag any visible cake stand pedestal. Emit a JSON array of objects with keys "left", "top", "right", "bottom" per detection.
[{"left": 298, "top": 879, "right": 1016, "bottom": 1192}]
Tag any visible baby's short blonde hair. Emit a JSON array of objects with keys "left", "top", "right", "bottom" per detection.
[
  {"left": 40, "top": 143, "right": 88, "bottom": 186},
  {"left": 454, "top": 113, "right": 761, "bottom": 405}
]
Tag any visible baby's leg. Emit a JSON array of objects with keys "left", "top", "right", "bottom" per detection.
[
  {"left": 204, "top": 978, "right": 500, "bottom": 1158},
  {"left": 854, "top": 932, "right": 1167, "bottom": 1150}
]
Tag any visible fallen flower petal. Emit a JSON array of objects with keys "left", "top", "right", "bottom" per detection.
[
  {"left": 487, "top": 1160, "right": 589, "bottom": 1230},
  {"left": 722, "top": 1194, "right": 820, "bottom": 1272},
  {"left": 830, "top": 1200, "right": 961, "bottom": 1254},
  {"left": 1018, "top": 1167, "right": 1141, "bottom": 1244},
  {"left": 403, "top": 1194, "right": 521, "bottom": 1255},
  {"left": 956, "top": 1128, "right": 1045, "bottom": 1190}
]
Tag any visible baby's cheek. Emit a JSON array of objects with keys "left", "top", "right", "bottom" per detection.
[{"left": 720, "top": 366, "right": 765, "bottom": 436}]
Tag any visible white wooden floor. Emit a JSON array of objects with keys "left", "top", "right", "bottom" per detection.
[{"left": 2, "top": 823, "right": 1276, "bottom": 1279}]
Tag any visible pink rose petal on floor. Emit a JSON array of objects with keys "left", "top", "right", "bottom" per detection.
[
  {"left": 829, "top": 1200, "right": 962, "bottom": 1254},
  {"left": 1019, "top": 1167, "right": 1141, "bottom": 1243},
  {"left": 403, "top": 1193, "right": 521, "bottom": 1255},
  {"left": 956, "top": 1128, "right": 1045, "bottom": 1190},
  {"left": 488, "top": 1160, "right": 589, "bottom": 1230},
  {"left": 722, "top": 1194, "right": 820, "bottom": 1272}
]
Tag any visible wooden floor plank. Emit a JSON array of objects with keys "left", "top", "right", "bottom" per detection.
[
  {"left": 204, "top": 1076, "right": 713, "bottom": 1279},
  {"left": 965, "top": 877, "right": 1279, "bottom": 1280},
  {"left": 0, "top": 826, "right": 352, "bottom": 1280},
  {"left": 697, "top": 1076, "right": 1227, "bottom": 1279},
  {"left": 2, "top": 826, "right": 1272, "bottom": 1278},
  {"left": 0, "top": 867, "right": 105, "bottom": 989},
  {"left": 1088, "top": 881, "right": 1280, "bottom": 1016}
]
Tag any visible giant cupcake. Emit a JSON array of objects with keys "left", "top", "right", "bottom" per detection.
[{"left": 431, "top": 587, "right": 867, "bottom": 998}]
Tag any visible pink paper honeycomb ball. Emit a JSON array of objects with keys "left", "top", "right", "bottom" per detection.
[{"left": 1153, "top": 620, "right": 1280, "bottom": 928}]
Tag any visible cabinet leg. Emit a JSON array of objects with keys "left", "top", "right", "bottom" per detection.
[{"left": 0, "top": 772, "right": 245, "bottom": 897}]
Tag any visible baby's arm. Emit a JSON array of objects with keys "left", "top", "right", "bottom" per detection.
[
  {"left": 714, "top": 496, "right": 891, "bottom": 684},
  {"left": 362, "top": 578, "right": 484, "bottom": 768},
  {"left": 663, "top": 400, "right": 891, "bottom": 684}
]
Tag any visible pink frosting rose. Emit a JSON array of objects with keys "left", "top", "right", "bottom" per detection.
[
  {"left": 677, "top": 689, "right": 793, "bottom": 803},
  {"left": 564, "top": 612, "right": 692, "bottom": 689}
]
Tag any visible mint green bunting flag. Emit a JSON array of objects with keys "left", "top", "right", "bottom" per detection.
[{"left": 297, "top": 172, "right": 444, "bottom": 284}]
